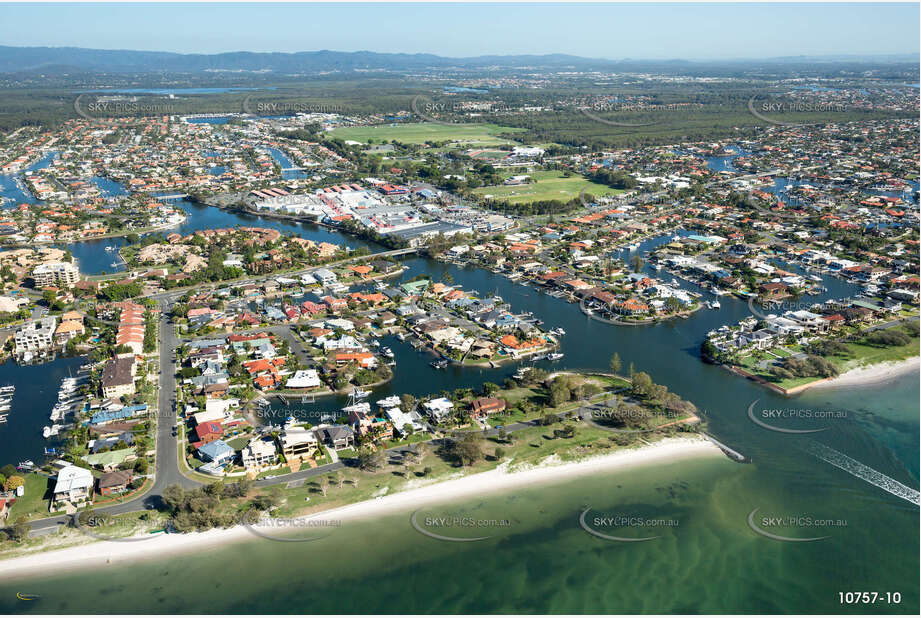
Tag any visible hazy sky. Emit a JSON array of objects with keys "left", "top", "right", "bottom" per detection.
[{"left": 1, "top": 2, "right": 918, "bottom": 60}]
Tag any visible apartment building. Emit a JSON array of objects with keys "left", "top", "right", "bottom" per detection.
[{"left": 32, "top": 261, "right": 80, "bottom": 287}]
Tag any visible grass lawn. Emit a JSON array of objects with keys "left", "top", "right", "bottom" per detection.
[
  {"left": 225, "top": 436, "right": 251, "bottom": 450},
  {"left": 7, "top": 473, "right": 53, "bottom": 520},
  {"left": 836, "top": 338, "right": 920, "bottom": 370},
  {"left": 266, "top": 420, "right": 680, "bottom": 524},
  {"left": 472, "top": 170, "right": 627, "bottom": 205},
  {"left": 330, "top": 123, "right": 525, "bottom": 146},
  {"left": 735, "top": 328, "right": 920, "bottom": 391}
]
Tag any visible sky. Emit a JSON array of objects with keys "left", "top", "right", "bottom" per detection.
[{"left": 0, "top": 2, "right": 918, "bottom": 60}]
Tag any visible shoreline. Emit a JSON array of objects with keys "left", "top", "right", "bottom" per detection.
[
  {"left": 796, "top": 356, "right": 919, "bottom": 393},
  {"left": 0, "top": 435, "right": 723, "bottom": 579}
]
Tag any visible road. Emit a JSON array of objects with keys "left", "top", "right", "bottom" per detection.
[{"left": 27, "top": 309, "right": 199, "bottom": 535}]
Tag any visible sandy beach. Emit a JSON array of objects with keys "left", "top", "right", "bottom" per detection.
[
  {"left": 803, "top": 356, "right": 919, "bottom": 392},
  {"left": 0, "top": 436, "right": 723, "bottom": 579}
]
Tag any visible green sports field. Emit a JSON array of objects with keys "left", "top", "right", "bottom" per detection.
[
  {"left": 331, "top": 122, "right": 525, "bottom": 146},
  {"left": 472, "top": 170, "right": 627, "bottom": 205}
]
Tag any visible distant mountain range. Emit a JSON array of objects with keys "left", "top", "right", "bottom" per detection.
[{"left": 0, "top": 45, "right": 916, "bottom": 74}]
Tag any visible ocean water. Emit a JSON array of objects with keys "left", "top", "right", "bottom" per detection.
[
  {"left": 0, "top": 433, "right": 916, "bottom": 614},
  {"left": 0, "top": 201, "right": 916, "bottom": 613}
]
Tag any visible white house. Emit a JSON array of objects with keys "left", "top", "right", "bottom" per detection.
[
  {"left": 52, "top": 465, "right": 95, "bottom": 509},
  {"left": 286, "top": 369, "right": 322, "bottom": 390},
  {"left": 422, "top": 397, "right": 454, "bottom": 422}
]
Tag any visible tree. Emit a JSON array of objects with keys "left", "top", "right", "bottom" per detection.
[
  {"left": 450, "top": 433, "right": 484, "bottom": 466},
  {"left": 609, "top": 352, "right": 622, "bottom": 376},
  {"left": 3, "top": 475, "right": 24, "bottom": 492},
  {"left": 400, "top": 394, "right": 417, "bottom": 414},
  {"left": 357, "top": 448, "right": 384, "bottom": 471},
  {"left": 494, "top": 446, "right": 506, "bottom": 460},
  {"left": 481, "top": 382, "right": 500, "bottom": 397},
  {"left": 549, "top": 380, "right": 569, "bottom": 407},
  {"left": 631, "top": 372, "right": 654, "bottom": 398},
  {"left": 7, "top": 517, "right": 30, "bottom": 542},
  {"left": 630, "top": 255, "right": 645, "bottom": 273}
]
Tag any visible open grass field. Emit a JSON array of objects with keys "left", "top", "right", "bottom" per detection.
[
  {"left": 472, "top": 170, "right": 627, "bottom": 205},
  {"left": 7, "top": 473, "right": 52, "bottom": 520},
  {"left": 331, "top": 122, "right": 525, "bottom": 146}
]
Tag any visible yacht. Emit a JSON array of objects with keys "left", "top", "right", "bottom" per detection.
[
  {"left": 547, "top": 352, "right": 565, "bottom": 361},
  {"left": 381, "top": 347, "right": 395, "bottom": 359},
  {"left": 42, "top": 426, "right": 52, "bottom": 438},
  {"left": 709, "top": 300, "right": 721, "bottom": 310},
  {"left": 430, "top": 359, "right": 449, "bottom": 370},
  {"left": 550, "top": 328, "right": 566, "bottom": 336},
  {"left": 0, "top": 385, "right": 15, "bottom": 395},
  {"left": 352, "top": 387, "right": 370, "bottom": 399}
]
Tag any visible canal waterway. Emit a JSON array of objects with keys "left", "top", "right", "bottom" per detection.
[{"left": 0, "top": 148, "right": 916, "bottom": 614}]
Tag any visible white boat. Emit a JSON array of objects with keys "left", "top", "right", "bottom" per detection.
[
  {"left": 17, "top": 460, "right": 34, "bottom": 470},
  {"left": 0, "top": 386, "right": 15, "bottom": 394},
  {"left": 352, "top": 387, "right": 370, "bottom": 399},
  {"left": 547, "top": 353, "right": 564, "bottom": 361},
  {"left": 396, "top": 332, "right": 406, "bottom": 342},
  {"left": 709, "top": 300, "right": 721, "bottom": 309},
  {"left": 0, "top": 415, "right": 8, "bottom": 423},
  {"left": 381, "top": 347, "right": 394, "bottom": 358},
  {"left": 550, "top": 328, "right": 566, "bottom": 336},
  {"left": 42, "top": 426, "right": 51, "bottom": 438}
]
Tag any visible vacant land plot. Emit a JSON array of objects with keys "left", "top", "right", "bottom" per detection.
[
  {"left": 472, "top": 170, "right": 627, "bottom": 205},
  {"left": 331, "top": 122, "right": 525, "bottom": 146}
]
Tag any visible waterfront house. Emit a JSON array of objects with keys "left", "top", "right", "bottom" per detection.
[
  {"left": 279, "top": 424, "right": 319, "bottom": 462},
  {"left": 52, "top": 465, "right": 95, "bottom": 510},
  {"left": 470, "top": 397, "right": 507, "bottom": 419},
  {"left": 422, "top": 398, "right": 455, "bottom": 423},
  {"left": 197, "top": 440, "right": 236, "bottom": 465},
  {"left": 241, "top": 437, "right": 278, "bottom": 471},
  {"left": 97, "top": 470, "right": 132, "bottom": 496},
  {"left": 100, "top": 356, "right": 137, "bottom": 399},
  {"left": 316, "top": 424, "right": 355, "bottom": 449}
]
